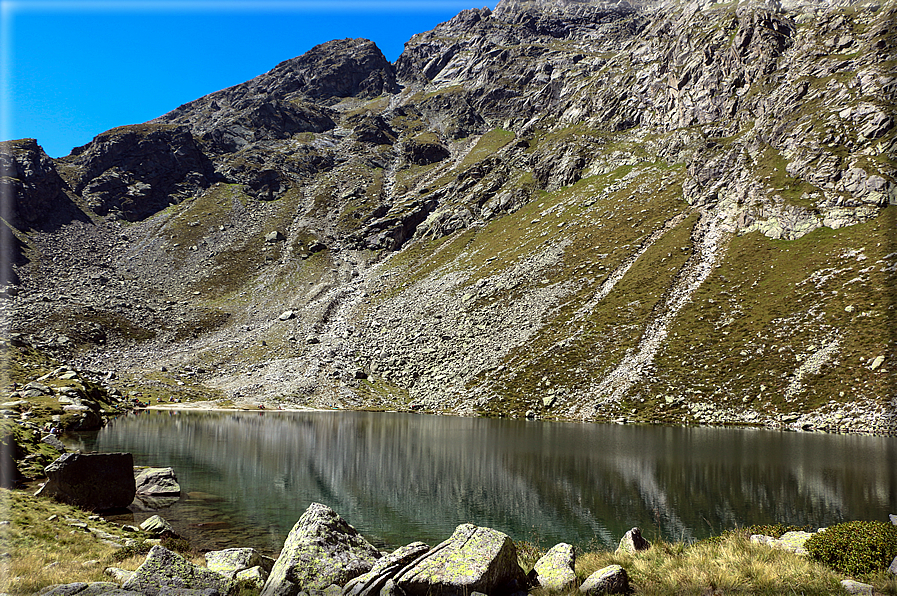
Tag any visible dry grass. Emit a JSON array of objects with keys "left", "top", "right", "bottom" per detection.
[
  {"left": 568, "top": 537, "right": 870, "bottom": 596},
  {"left": 0, "top": 489, "right": 164, "bottom": 595}
]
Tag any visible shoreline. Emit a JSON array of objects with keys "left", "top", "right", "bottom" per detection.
[{"left": 138, "top": 401, "right": 897, "bottom": 437}]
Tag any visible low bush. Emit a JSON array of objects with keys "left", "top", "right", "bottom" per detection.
[{"left": 805, "top": 521, "right": 897, "bottom": 577}]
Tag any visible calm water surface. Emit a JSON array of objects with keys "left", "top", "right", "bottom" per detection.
[{"left": 69, "top": 410, "right": 897, "bottom": 555}]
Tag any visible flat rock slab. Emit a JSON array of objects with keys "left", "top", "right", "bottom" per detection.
[
  {"left": 261, "top": 502, "right": 381, "bottom": 596},
  {"left": 39, "top": 583, "right": 141, "bottom": 596},
  {"left": 134, "top": 467, "right": 181, "bottom": 496},
  {"left": 36, "top": 452, "right": 135, "bottom": 511},
  {"left": 750, "top": 531, "right": 814, "bottom": 556},
  {"left": 533, "top": 543, "right": 576, "bottom": 591},
  {"left": 394, "top": 523, "right": 526, "bottom": 596},
  {"left": 206, "top": 547, "right": 272, "bottom": 578},
  {"left": 343, "top": 541, "right": 430, "bottom": 596},
  {"left": 123, "top": 545, "right": 234, "bottom": 596},
  {"left": 841, "top": 580, "right": 873, "bottom": 595}
]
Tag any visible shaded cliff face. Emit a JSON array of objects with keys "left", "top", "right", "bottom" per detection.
[{"left": 3, "top": 0, "right": 896, "bottom": 433}]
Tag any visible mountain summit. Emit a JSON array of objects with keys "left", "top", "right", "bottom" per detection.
[{"left": 2, "top": 0, "right": 895, "bottom": 433}]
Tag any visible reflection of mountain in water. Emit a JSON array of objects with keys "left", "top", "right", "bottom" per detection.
[{"left": 90, "top": 411, "right": 897, "bottom": 550}]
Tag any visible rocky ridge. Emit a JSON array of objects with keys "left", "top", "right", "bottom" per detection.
[{"left": 1, "top": 0, "right": 895, "bottom": 433}]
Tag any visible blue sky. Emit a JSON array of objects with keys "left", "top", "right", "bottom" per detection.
[{"left": 2, "top": 1, "right": 498, "bottom": 158}]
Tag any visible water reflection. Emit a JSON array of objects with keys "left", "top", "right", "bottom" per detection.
[{"left": 71, "top": 411, "right": 896, "bottom": 554}]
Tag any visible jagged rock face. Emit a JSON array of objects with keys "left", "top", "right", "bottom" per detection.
[
  {"left": 5, "top": 0, "right": 897, "bottom": 433},
  {"left": 59, "top": 124, "right": 216, "bottom": 221},
  {"left": 0, "top": 139, "right": 82, "bottom": 230}
]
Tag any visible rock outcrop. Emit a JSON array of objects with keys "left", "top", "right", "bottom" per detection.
[{"left": 4, "top": 0, "right": 896, "bottom": 434}]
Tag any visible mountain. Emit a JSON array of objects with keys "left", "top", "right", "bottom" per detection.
[{"left": 2, "top": 0, "right": 895, "bottom": 434}]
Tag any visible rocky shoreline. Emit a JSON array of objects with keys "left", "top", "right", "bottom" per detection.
[{"left": 36, "top": 502, "right": 897, "bottom": 596}]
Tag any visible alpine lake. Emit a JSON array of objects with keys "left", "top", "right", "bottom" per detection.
[{"left": 66, "top": 409, "right": 897, "bottom": 556}]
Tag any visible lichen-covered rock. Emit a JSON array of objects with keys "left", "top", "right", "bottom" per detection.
[
  {"left": 890, "top": 555, "right": 897, "bottom": 576},
  {"left": 134, "top": 467, "right": 181, "bottom": 496},
  {"left": 615, "top": 527, "right": 650, "bottom": 554},
  {"left": 39, "top": 582, "right": 137, "bottom": 596},
  {"left": 236, "top": 566, "right": 269, "bottom": 589},
  {"left": 206, "top": 547, "right": 271, "bottom": 579},
  {"left": 840, "top": 579, "right": 873, "bottom": 596},
  {"left": 343, "top": 542, "right": 430, "bottom": 596},
  {"left": 36, "top": 452, "right": 135, "bottom": 511},
  {"left": 261, "top": 503, "right": 381, "bottom": 596},
  {"left": 750, "top": 531, "right": 814, "bottom": 556},
  {"left": 579, "top": 565, "right": 629, "bottom": 595},
  {"left": 122, "top": 545, "right": 234, "bottom": 596},
  {"left": 532, "top": 543, "right": 576, "bottom": 591},
  {"left": 394, "top": 523, "right": 526, "bottom": 596}
]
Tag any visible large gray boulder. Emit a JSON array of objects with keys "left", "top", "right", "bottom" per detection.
[
  {"left": 532, "top": 543, "right": 576, "bottom": 591},
  {"left": 261, "top": 503, "right": 381, "bottom": 596},
  {"left": 122, "top": 545, "right": 234, "bottom": 596},
  {"left": 394, "top": 523, "right": 527, "bottom": 596},
  {"left": 343, "top": 542, "right": 430, "bottom": 596},
  {"left": 36, "top": 452, "right": 135, "bottom": 511},
  {"left": 579, "top": 565, "right": 629, "bottom": 595}
]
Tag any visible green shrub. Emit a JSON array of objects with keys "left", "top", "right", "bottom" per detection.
[
  {"left": 805, "top": 521, "right": 897, "bottom": 577},
  {"left": 108, "top": 539, "right": 152, "bottom": 563}
]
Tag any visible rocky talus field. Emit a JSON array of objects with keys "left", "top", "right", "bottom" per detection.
[{"left": 1, "top": 0, "right": 895, "bottom": 434}]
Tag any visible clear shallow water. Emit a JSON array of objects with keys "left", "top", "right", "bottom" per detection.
[{"left": 69, "top": 410, "right": 897, "bottom": 555}]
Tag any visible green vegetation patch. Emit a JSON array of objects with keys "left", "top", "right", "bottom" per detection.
[
  {"left": 806, "top": 521, "right": 897, "bottom": 577},
  {"left": 651, "top": 206, "right": 896, "bottom": 421}
]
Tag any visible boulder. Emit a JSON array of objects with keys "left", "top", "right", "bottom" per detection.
[
  {"left": 889, "top": 514, "right": 897, "bottom": 526},
  {"left": 343, "top": 542, "right": 430, "bottom": 596},
  {"left": 394, "top": 523, "right": 527, "bottom": 596},
  {"left": 750, "top": 531, "right": 813, "bottom": 556},
  {"left": 206, "top": 547, "right": 273, "bottom": 579},
  {"left": 265, "top": 231, "right": 286, "bottom": 243},
  {"left": 532, "top": 543, "right": 576, "bottom": 591},
  {"left": 278, "top": 310, "right": 296, "bottom": 321},
  {"left": 236, "top": 566, "right": 269, "bottom": 589},
  {"left": 579, "top": 565, "right": 629, "bottom": 595},
  {"left": 261, "top": 503, "right": 381, "bottom": 596},
  {"left": 134, "top": 467, "right": 181, "bottom": 496},
  {"left": 36, "top": 452, "right": 135, "bottom": 511},
  {"left": 840, "top": 580, "right": 873, "bottom": 596},
  {"left": 615, "top": 527, "right": 650, "bottom": 554},
  {"left": 889, "top": 555, "right": 897, "bottom": 576},
  {"left": 140, "top": 514, "right": 175, "bottom": 536},
  {"left": 123, "top": 545, "right": 234, "bottom": 596}
]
